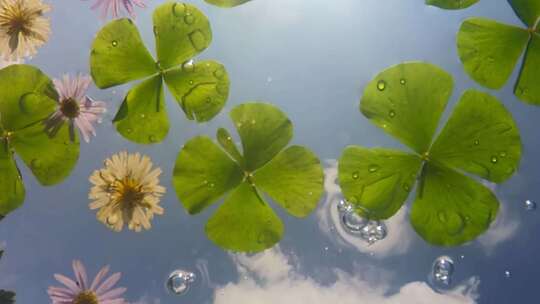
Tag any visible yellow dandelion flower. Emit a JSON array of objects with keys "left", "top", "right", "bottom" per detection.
[
  {"left": 89, "top": 151, "right": 165, "bottom": 232},
  {"left": 0, "top": 0, "right": 51, "bottom": 61}
]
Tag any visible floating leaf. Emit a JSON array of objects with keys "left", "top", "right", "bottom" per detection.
[
  {"left": 173, "top": 102, "right": 323, "bottom": 252},
  {"left": 0, "top": 65, "right": 79, "bottom": 217},
  {"left": 361, "top": 62, "right": 453, "bottom": 154},
  {"left": 430, "top": 90, "right": 521, "bottom": 183},
  {"left": 205, "top": 0, "right": 253, "bottom": 7},
  {"left": 457, "top": 2, "right": 540, "bottom": 104},
  {"left": 425, "top": 0, "right": 479, "bottom": 10},
  {"left": 339, "top": 62, "right": 521, "bottom": 246},
  {"left": 164, "top": 60, "right": 229, "bottom": 122},
  {"left": 338, "top": 147, "right": 421, "bottom": 220},
  {"left": 113, "top": 76, "right": 169, "bottom": 144},
  {"left": 411, "top": 163, "right": 498, "bottom": 246},
  {"left": 90, "top": 2, "right": 230, "bottom": 144}
]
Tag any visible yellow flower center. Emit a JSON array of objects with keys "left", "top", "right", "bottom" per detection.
[
  {"left": 111, "top": 176, "right": 147, "bottom": 210},
  {"left": 73, "top": 291, "right": 99, "bottom": 304},
  {"left": 60, "top": 98, "right": 80, "bottom": 118}
]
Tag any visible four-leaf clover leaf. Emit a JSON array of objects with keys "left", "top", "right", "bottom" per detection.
[
  {"left": 0, "top": 65, "right": 79, "bottom": 217},
  {"left": 90, "top": 1, "right": 230, "bottom": 144},
  {"left": 172, "top": 103, "right": 324, "bottom": 252},
  {"left": 426, "top": 0, "right": 479, "bottom": 10},
  {"left": 457, "top": 0, "right": 540, "bottom": 105},
  {"left": 205, "top": 0, "right": 252, "bottom": 7},
  {"left": 338, "top": 62, "right": 522, "bottom": 246}
]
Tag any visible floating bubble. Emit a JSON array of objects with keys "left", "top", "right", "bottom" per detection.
[
  {"left": 525, "top": 199, "right": 536, "bottom": 211},
  {"left": 432, "top": 256, "right": 454, "bottom": 286},
  {"left": 504, "top": 270, "right": 511, "bottom": 278},
  {"left": 336, "top": 199, "right": 353, "bottom": 213},
  {"left": 341, "top": 211, "right": 368, "bottom": 233},
  {"left": 167, "top": 270, "right": 196, "bottom": 295},
  {"left": 359, "top": 220, "right": 387, "bottom": 245}
]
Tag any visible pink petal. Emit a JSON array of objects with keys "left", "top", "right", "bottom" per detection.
[
  {"left": 72, "top": 260, "right": 88, "bottom": 289},
  {"left": 53, "top": 274, "right": 82, "bottom": 293},
  {"left": 90, "top": 265, "right": 110, "bottom": 291},
  {"left": 95, "top": 272, "right": 121, "bottom": 295}
]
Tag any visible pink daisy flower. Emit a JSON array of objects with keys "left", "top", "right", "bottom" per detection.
[
  {"left": 45, "top": 74, "right": 106, "bottom": 143},
  {"left": 86, "top": 0, "right": 146, "bottom": 19},
  {"left": 48, "top": 260, "right": 127, "bottom": 304}
]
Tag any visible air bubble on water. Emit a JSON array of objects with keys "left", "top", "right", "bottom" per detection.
[
  {"left": 359, "top": 220, "right": 387, "bottom": 245},
  {"left": 336, "top": 199, "right": 353, "bottom": 213},
  {"left": 167, "top": 270, "right": 196, "bottom": 295},
  {"left": 432, "top": 256, "right": 454, "bottom": 286},
  {"left": 341, "top": 211, "right": 368, "bottom": 233},
  {"left": 525, "top": 199, "right": 536, "bottom": 211},
  {"left": 504, "top": 270, "right": 511, "bottom": 278}
]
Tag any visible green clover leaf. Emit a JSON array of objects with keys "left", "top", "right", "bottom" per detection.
[
  {"left": 457, "top": 0, "right": 540, "bottom": 105},
  {"left": 0, "top": 65, "right": 79, "bottom": 217},
  {"left": 426, "top": 0, "right": 479, "bottom": 10},
  {"left": 90, "top": 1, "right": 230, "bottom": 144},
  {"left": 205, "top": 0, "right": 252, "bottom": 7},
  {"left": 338, "top": 62, "right": 521, "bottom": 246},
  {"left": 172, "top": 103, "right": 324, "bottom": 252}
]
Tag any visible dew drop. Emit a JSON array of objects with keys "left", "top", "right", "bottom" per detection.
[
  {"left": 209, "top": 183, "right": 215, "bottom": 188},
  {"left": 525, "top": 199, "right": 537, "bottom": 211},
  {"left": 140, "top": 114, "right": 146, "bottom": 119},
  {"left": 388, "top": 110, "right": 396, "bottom": 118},
  {"left": 189, "top": 80, "right": 194, "bottom": 85},
  {"left": 432, "top": 256, "right": 454, "bottom": 286},
  {"left": 499, "top": 151, "right": 507, "bottom": 158},
  {"left": 377, "top": 80, "right": 386, "bottom": 91},
  {"left": 182, "top": 59, "right": 195, "bottom": 72},
  {"left": 400, "top": 78, "right": 406, "bottom": 85},
  {"left": 167, "top": 270, "right": 196, "bottom": 295},
  {"left": 226, "top": 136, "right": 232, "bottom": 141},
  {"left": 184, "top": 14, "right": 195, "bottom": 24},
  {"left": 172, "top": 2, "right": 186, "bottom": 17},
  {"left": 352, "top": 171, "right": 359, "bottom": 179},
  {"left": 474, "top": 139, "right": 480, "bottom": 146},
  {"left": 111, "top": 40, "right": 118, "bottom": 47},
  {"left": 491, "top": 156, "right": 498, "bottom": 164},
  {"left": 188, "top": 30, "right": 207, "bottom": 51},
  {"left": 368, "top": 164, "right": 380, "bottom": 173}
]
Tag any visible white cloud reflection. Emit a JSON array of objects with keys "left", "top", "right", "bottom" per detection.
[{"left": 213, "top": 247, "right": 480, "bottom": 304}]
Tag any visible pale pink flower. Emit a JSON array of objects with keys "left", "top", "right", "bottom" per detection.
[
  {"left": 45, "top": 74, "right": 106, "bottom": 143},
  {"left": 48, "top": 260, "right": 127, "bottom": 304},
  {"left": 86, "top": 0, "right": 146, "bottom": 19}
]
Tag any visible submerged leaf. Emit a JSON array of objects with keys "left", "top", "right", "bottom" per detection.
[
  {"left": 425, "top": 0, "right": 479, "bottom": 10},
  {"left": 90, "top": 18, "right": 157, "bottom": 89},
  {"left": 206, "top": 182, "right": 284, "bottom": 252},
  {"left": 113, "top": 76, "right": 169, "bottom": 144},
  {"left": 361, "top": 62, "right": 453, "bottom": 154},
  {"left": 164, "top": 60, "right": 229, "bottom": 122},
  {"left": 338, "top": 147, "right": 422, "bottom": 220},
  {"left": 205, "top": 0, "right": 252, "bottom": 7},
  {"left": 411, "top": 163, "right": 499, "bottom": 246},
  {"left": 430, "top": 90, "right": 521, "bottom": 183},
  {"left": 154, "top": 2, "right": 212, "bottom": 70}
]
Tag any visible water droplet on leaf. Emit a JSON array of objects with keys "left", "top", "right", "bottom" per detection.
[
  {"left": 352, "top": 171, "right": 359, "bottom": 179},
  {"left": 400, "top": 78, "right": 406, "bottom": 85},
  {"left": 377, "top": 80, "right": 386, "bottom": 91},
  {"left": 182, "top": 59, "right": 195, "bottom": 72},
  {"left": 368, "top": 164, "right": 380, "bottom": 173},
  {"left": 111, "top": 40, "right": 118, "bottom": 47},
  {"left": 188, "top": 30, "right": 207, "bottom": 51},
  {"left": 491, "top": 156, "right": 498, "bottom": 164},
  {"left": 388, "top": 110, "right": 395, "bottom": 118},
  {"left": 184, "top": 14, "right": 195, "bottom": 24}
]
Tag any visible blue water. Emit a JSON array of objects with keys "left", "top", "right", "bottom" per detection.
[{"left": 1, "top": 0, "right": 539, "bottom": 303}]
